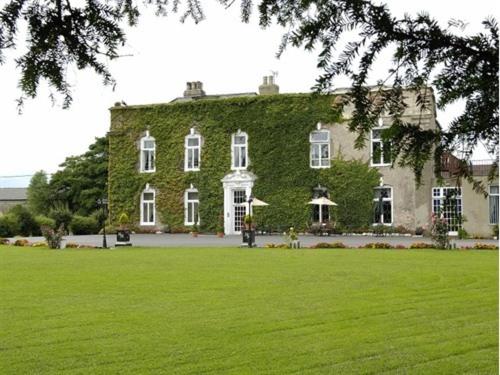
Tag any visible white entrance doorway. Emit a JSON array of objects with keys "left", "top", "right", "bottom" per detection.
[{"left": 221, "top": 171, "right": 257, "bottom": 235}]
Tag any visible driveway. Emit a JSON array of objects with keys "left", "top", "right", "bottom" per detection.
[{"left": 9, "top": 233, "right": 498, "bottom": 248}]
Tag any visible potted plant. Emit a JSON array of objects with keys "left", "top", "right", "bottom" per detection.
[
  {"left": 191, "top": 222, "right": 199, "bottom": 237},
  {"left": 116, "top": 212, "right": 132, "bottom": 246},
  {"left": 243, "top": 214, "right": 253, "bottom": 229}
]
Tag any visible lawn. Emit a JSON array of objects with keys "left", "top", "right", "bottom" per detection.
[{"left": 0, "top": 246, "right": 498, "bottom": 374}]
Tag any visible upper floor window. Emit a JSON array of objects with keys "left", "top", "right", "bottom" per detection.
[
  {"left": 371, "top": 119, "right": 391, "bottom": 166},
  {"left": 184, "top": 186, "right": 200, "bottom": 225},
  {"left": 185, "top": 129, "right": 201, "bottom": 171},
  {"left": 310, "top": 128, "right": 330, "bottom": 168},
  {"left": 373, "top": 186, "right": 393, "bottom": 225},
  {"left": 232, "top": 131, "right": 248, "bottom": 170},
  {"left": 140, "top": 131, "right": 156, "bottom": 172},
  {"left": 489, "top": 185, "right": 499, "bottom": 225},
  {"left": 141, "top": 184, "right": 155, "bottom": 225}
]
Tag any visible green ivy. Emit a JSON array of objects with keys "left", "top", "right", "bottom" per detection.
[{"left": 109, "top": 94, "right": 380, "bottom": 232}]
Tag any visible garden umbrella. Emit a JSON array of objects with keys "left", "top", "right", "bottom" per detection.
[
  {"left": 307, "top": 197, "right": 337, "bottom": 224},
  {"left": 252, "top": 198, "right": 269, "bottom": 206}
]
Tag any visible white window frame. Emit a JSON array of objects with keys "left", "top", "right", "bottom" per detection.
[
  {"left": 231, "top": 130, "right": 248, "bottom": 170},
  {"left": 140, "top": 131, "right": 156, "bottom": 173},
  {"left": 370, "top": 120, "right": 391, "bottom": 167},
  {"left": 140, "top": 185, "right": 155, "bottom": 225},
  {"left": 432, "top": 187, "right": 463, "bottom": 234},
  {"left": 373, "top": 186, "right": 393, "bottom": 225},
  {"left": 310, "top": 129, "right": 331, "bottom": 168},
  {"left": 184, "top": 129, "right": 201, "bottom": 172},
  {"left": 489, "top": 185, "right": 499, "bottom": 225},
  {"left": 184, "top": 187, "right": 200, "bottom": 226}
]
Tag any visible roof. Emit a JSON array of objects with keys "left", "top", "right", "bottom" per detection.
[{"left": 0, "top": 188, "right": 28, "bottom": 201}]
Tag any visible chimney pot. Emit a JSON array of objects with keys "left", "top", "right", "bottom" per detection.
[
  {"left": 258, "top": 74, "right": 279, "bottom": 95},
  {"left": 183, "top": 80, "right": 206, "bottom": 98}
]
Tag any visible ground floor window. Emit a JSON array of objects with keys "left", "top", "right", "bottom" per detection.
[
  {"left": 185, "top": 188, "right": 199, "bottom": 225},
  {"left": 312, "top": 186, "right": 330, "bottom": 223},
  {"left": 489, "top": 185, "right": 499, "bottom": 225},
  {"left": 373, "top": 186, "right": 393, "bottom": 225},
  {"left": 141, "top": 186, "right": 155, "bottom": 225},
  {"left": 432, "top": 187, "right": 462, "bottom": 233}
]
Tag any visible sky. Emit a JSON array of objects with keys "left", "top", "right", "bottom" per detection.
[{"left": 0, "top": 0, "right": 496, "bottom": 187}]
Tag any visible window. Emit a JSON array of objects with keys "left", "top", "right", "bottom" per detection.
[
  {"left": 185, "top": 188, "right": 200, "bottom": 225},
  {"left": 489, "top": 185, "right": 499, "bottom": 225},
  {"left": 310, "top": 130, "right": 330, "bottom": 168},
  {"left": 312, "top": 186, "right": 330, "bottom": 223},
  {"left": 185, "top": 129, "right": 201, "bottom": 171},
  {"left": 140, "top": 132, "right": 156, "bottom": 172},
  {"left": 371, "top": 126, "right": 391, "bottom": 166},
  {"left": 432, "top": 187, "right": 463, "bottom": 233},
  {"left": 140, "top": 186, "right": 155, "bottom": 225},
  {"left": 373, "top": 187, "right": 393, "bottom": 225},
  {"left": 232, "top": 131, "right": 248, "bottom": 170}
]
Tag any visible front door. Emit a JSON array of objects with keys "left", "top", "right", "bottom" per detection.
[{"left": 232, "top": 189, "right": 247, "bottom": 233}]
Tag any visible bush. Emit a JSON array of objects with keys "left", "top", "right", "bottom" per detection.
[
  {"left": 31, "top": 241, "right": 47, "bottom": 247},
  {"left": 8, "top": 205, "right": 39, "bottom": 236},
  {"left": 458, "top": 228, "right": 469, "bottom": 240},
  {"left": 431, "top": 214, "right": 450, "bottom": 249},
  {"left": 0, "top": 237, "right": 10, "bottom": 245},
  {"left": 394, "top": 225, "right": 411, "bottom": 234},
  {"left": 363, "top": 242, "right": 394, "bottom": 249},
  {"left": 394, "top": 244, "right": 407, "bottom": 249},
  {"left": 49, "top": 205, "right": 73, "bottom": 233},
  {"left": 492, "top": 225, "right": 499, "bottom": 238},
  {"left": 310, "top": 242, "right": 348, "bottom": 249},
  {"left": 472, "top": 243, "right": 499, "bottom": 250},
  {"left": 70, "top": 215, "right": 99, "bottom": 235},
  {"left": 35, "top": 215, "right": 56, "bottom": 230},
  {"left": 415, "top": 227, "right": 424, "bottom": 236},
  {"left": 41, "top": 225, "right": 65, "bottom": 249},
  {"left": 264, "top": 243, "right": 288, "bottom": 248},
  {"left": 0, "top": 214, "right": 20, "bottom": 237},
  {"left": 65, "top": 242, "right": 79, "bottom": 248},
  {"left": 409, "top": 242, "right": 434, "bottom": 249},
  {"left": 13, "top": 239, "right": 30, "bottom": 247}
]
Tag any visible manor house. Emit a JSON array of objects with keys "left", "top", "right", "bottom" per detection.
[{"left": 108, "top": 78, "right": 498, "bottom": 237}]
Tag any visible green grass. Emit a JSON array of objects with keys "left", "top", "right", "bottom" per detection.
[{"left": 0, "top": 246, "right": 498, "bottom": 374}]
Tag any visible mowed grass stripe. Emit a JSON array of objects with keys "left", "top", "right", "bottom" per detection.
[{"left": 0, "top": 246, "right": 497, "bottom": 374}]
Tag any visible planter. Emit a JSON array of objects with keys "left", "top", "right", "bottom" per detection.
[{"left": 116, "top": 230, "right": 132, "bottom": 247}]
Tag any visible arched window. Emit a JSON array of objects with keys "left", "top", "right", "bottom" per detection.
[
  {"left": 140, "top": 184, "right": 155, "bottom": 225},
  {"left": 185, "top": 128, "right": 201, "bottom": 171},
  {"left": 231, "top": 130, "right": 248, "bottom": 170},
  {"left": 310, "top": 126, "right": 330, "bottom": 168},
  {"left": 184, "top": 186, "right": 199, "bottom": 225},
  {"left": 140, "top": 131, "right": 156, "bottom": 172}
]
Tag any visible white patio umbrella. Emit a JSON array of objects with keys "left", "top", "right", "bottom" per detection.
[
  {"left": 252, "top": 197, "right": 269, "bottom": 206},
  {"left": 307, "top": 197, "right": 337, "bottom": 224}
]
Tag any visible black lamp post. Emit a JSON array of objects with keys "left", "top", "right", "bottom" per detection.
[
  {"left": 247, "top": 195, "right": 254, "bottom": 248},
  {"left": 97, "top": 198, "right": 108, "bottom": 249}
]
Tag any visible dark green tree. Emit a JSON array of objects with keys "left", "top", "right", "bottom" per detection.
[
  {"left": 49, "top": 136, "right": 108, "bottom": 215},
  {"left": 1, "top": 0, "right": 497, "bottom": 185},
  {"left": 27, "top": 170, "right": 51, "bottom": 215}
]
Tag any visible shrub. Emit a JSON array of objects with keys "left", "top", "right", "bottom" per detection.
[
  {"left": 31, "top": 241, "right": 47, "bottom": 247},
  {"left": 363, "top": 242, "right": 394, "bottom": 249},
  {"left": 49, "top": 205, "right": 73, "bottom": 233},
  {"left": 409, "top": 242, "right": 434, "bottom": 249},
  {"left": 65, "top": 242, "right": 79, "bottom": 248},
  {"left": 415, "top": 226, "right": 424, "bottom": 236},
  {"left": 70, "top": 215, "right": 99, "bottom": 235},
  {"left": 35, "top": 215, "right": 56, "bottom": 230},
  {"left": 0, "top": 237, "right": 10, "bottom": 245},
  {"left": 472, "top": 243, "right": 499, "bottom": 250},
  {"left": 431, "top": 214, "right": 450, "bottom": 249},
  {"left": 373, "top": 224, "right": 386, "bottom": 236},
  {"left": 41, "top": 225, "right": 65, "bottom": 249},
  {"left": 492, "top": 225, "right": 499, "bottom": 238},
  {"left": 394, "top": 244, "right": 407, "bottom": 249},
  {"left": 458, "top": 228, "right": 469, "bottom": 240},
  {"left": 0, "top": 214, "right": 20, "bottom": 237},
  {"left": 310, "top": 242, "right": 348, "bottom": 249},
  {"left": 264, "top": 243, "right": 288, "bottom": 248},
  {"left": 14, "top": 239, "right": 30, "bottom": 247},
  {"left": 8, "top": 205, "right": 39, "bottom": 236},
  {"left": 394, "top": 225, "right": 410, "bottom": 234}
]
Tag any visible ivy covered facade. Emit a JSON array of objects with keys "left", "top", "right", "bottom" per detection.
[{"left": 108, "top": 80, "right": 498, "bottom": 236}]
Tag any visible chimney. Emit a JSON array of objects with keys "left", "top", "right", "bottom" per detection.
[
  {"left": 183, "top": 81, "right": 206, "bottom": 98},
  {"left": 258, "top": 75, "right": 279, "bottom": 95}
]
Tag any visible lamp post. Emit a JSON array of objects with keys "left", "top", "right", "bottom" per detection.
[
  {"left": 97, "top": 198, "right": 108, "bottom": 249},
  {"left": 247, "top": 195, "right": 254, "bottom": 248}
]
